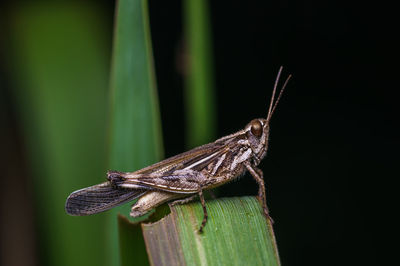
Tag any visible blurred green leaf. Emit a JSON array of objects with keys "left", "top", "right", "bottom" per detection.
[
  {"left": 142, "top": 197, "right": 281, "bottom": 266},
  {"left": 118, "top": 215, "right": 149, "bottom": 266},
  {"left": 8, "top": 3, "right": 109, "bottom": 266},
  {"left": 107, "top": 0, "right": 163, "bottom": 265},
  {"left": 184, "top": 0, "right": 216, "bottom": 148}
]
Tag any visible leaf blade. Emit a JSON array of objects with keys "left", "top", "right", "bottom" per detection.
[
  {"left": 183, "top": 0, "right": 216, "bottom": 148},
  {"left": 107, "top": 0, "right": 163, "bottom": 265},
  {"left": 142, "top": 197, "right": 281, "bottom": 266}
]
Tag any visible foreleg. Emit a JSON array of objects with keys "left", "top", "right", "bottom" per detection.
[{"left": 245, "top": 162, "right": 274, "bottom": 224}]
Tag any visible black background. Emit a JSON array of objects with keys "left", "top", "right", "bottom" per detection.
[
  {"left": 2, "top": 0, "right": 398, "bottom": 265},
  {"left": 150, "top": 1, "right": 398, "bottom": 265}
]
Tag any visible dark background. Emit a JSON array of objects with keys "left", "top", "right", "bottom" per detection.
[
  {"left": 154, "top": 1, "right": 397, "bottom": 265},
  {"left": 1, "top": 0, "right": 398, "bottom": 265}
]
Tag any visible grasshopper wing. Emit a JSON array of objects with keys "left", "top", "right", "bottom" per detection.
[
  {"left": 108, "top": 170, "right": 205, "bottom": 193},
  {"left": 107, "top": 140, "right": 237, "bottom": 193},
  {"left": 65, "top": 182, "right": 146, "bottom": 216}
]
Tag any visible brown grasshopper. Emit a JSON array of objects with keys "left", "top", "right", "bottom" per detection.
[{"left": 65, "top": 67, "right": 290, "bottom": 232}]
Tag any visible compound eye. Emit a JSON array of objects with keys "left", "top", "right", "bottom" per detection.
[{"left": 250, "top": 120, "right": 263, "bottom": 137}]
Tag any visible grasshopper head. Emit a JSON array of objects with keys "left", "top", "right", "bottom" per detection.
[
  {"left": 245, "top": 67, "right": 291, "bottom": 161},
  {"left": 245, "top": 118, "right": 270, "bottom": 160}
]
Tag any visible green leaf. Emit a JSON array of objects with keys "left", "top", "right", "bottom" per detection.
[
  {"left": 8, "top": 3, "right": 109, "bottom": 266},
  {"left": 142, "top": 197, "right": 281, "bottom": 266},
  {"left": 107, "top": 0, "right": 163, "bottom": 265},
  {"left": 184, "top": 0, "right": 216, "bottom": 148}
]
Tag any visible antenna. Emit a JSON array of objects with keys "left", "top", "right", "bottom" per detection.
[{"left": 266, "top": 66, "right": 291, "bottom": 122}]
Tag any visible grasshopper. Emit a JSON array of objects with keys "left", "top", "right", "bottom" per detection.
[{"left": 65, "top": 67, "right": 290, "bottom": 232}]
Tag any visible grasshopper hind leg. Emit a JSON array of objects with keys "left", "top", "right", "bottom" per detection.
[
  {"left": 169, "top": 194, "right": 197, "bottom": 206},
  {"left": 197, "top": 190, "right": 208, "bottom": 233}
]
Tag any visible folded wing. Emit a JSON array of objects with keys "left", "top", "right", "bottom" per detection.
[
  {"left": 65, "top": 182, "right": 146, "bottom": 216},
  {"left": 108, "top": 169, "right": 204, "bottom": 193}
]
